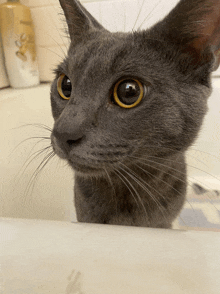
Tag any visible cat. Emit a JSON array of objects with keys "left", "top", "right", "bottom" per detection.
[{"left": 50, "top": 0, "right": 220, "bottom": 228}]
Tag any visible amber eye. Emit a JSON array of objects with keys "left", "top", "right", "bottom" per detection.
[
  {"left": 57, "top": 73, "right": 72, "bottom": 100},
  {"left": 113, "top": 78, "right": 144, "bottom": 108}
]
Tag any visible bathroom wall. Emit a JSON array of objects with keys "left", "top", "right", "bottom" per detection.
[
  {"left": 0, "top": 0, "right": 180, "bottom": 81},
  {"left": 0, "top": 0, "right": 220, "bottom": 82}
]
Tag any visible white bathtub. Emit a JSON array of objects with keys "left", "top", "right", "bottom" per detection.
[{"left": 1, "top": 79, "right": 220, "bottom": 293}]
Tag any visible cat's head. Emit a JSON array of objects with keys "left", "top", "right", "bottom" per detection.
[{"left": 50, "top": 0, "right": 220, "bottom": 176}]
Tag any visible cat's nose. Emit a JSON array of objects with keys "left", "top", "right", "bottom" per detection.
[
  {"left": 52, "top": 105, "right": 90, "bottom": 153},
  {"left": 52, "top": 128, "right": 83, "bottom": 153}
]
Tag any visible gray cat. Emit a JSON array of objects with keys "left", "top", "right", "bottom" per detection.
[{"left": 50, "top": 0, "right": 220, "bottom": 228}]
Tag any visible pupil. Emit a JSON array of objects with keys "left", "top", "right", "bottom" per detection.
[
  {"left": 117, "top": 80, "right": 140, "bottom": 105},
  {"left": 62, "top": 76, "right": 72, "bottom": 97}
]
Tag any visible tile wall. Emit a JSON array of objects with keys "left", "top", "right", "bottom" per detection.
[
  {"left": 0, "top": 0, "right": 219, "bottom": 82},
  {"left": 0, "top": 0, "right": 181, "bottom": 81}
]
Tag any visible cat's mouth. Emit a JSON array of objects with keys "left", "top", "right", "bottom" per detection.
[
  {"left": 51, "top": 135, "right": 132, "bottom": 175},
  {"left": 51, "top": 144, "right": 104, "bottom": 174},
  {"left": 68, "top": 157, "right": 103, "bottom": 174},
  {"left": 67, "top": 155, "right": 121, "bottom": 176}
]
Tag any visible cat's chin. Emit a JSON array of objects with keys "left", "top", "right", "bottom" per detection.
[{"left": 67, "top": 158, "right": 106, "bottom": 177}]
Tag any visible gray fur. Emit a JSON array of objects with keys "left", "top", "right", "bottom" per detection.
[{"left": 50, "top": 0, "right": 220, "bottom": 228}]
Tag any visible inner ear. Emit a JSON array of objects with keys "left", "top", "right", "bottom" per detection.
[
  {"left": 158, "top": 0, "right": 220, "bottom": 71},
  {"left": 59, "top": 0, "right": 105, "bottom": 44},
  {"left": 191, "top": 2, "right": 220, "bottom": 70}
]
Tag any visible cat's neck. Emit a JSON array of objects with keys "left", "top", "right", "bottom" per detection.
[{"left": 74, "top": 152, "right": 187, "bottom": 227}]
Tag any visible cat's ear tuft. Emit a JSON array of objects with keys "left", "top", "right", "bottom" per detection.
[
  {"left": 59, "top": 0, "right": 104, "bottom": 44},
  {"left": 160, "top": 0, "right": 220, "bottom": 71}
]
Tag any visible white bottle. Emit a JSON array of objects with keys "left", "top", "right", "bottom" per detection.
[
  {"left": 0, "top": 0, "right": 40, "bottom": 88},
  {"left": 0, "top": 35, "right": 10, "bottom": 89}
]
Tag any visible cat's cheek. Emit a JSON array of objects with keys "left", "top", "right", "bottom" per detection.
[
  {"left": 160, "top": 108, "right": 183, "bottom": 137},
  {"left": 51, "top": 135, "right": 68, "bottom": 160},
  {"left": 50, "top": 95, "right": 68, "bottom": 120}
]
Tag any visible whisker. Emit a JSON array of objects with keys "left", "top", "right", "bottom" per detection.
[
  {"left": 103, "top": 167, "right": 118, "bottom": 213},
  {"left": 47, "top": 0, "right": 69, "bottom": 52},
  {"left": 144, "top": 154, "right": 219, "bottom": 182},
  {"left": 138, "top": 0, "right": 163, "bottom": 30},
  {"left": 118, "top": 164, "right": 161, "bottom": 219},
  {"left": 10, "top": 136, "right": 51, "bottom": 156},
  {"left": 132, "top": 0, "right": 145, "bottom": 31},
  {"left": 24, "top": 150, "right": 55, "bottom": 198},
  {"left": 113, "top": 168, "right": 140, "bottom": 209},
  {"left": 23, "top": 139, "right": 53, "bottom": 169},
  {"left": 189, "top": 146, "right": 220, "bottom": 162},
  {"left": 57, "top": 10, "right": 71, "bottom": 43},
  {"left": 129, "top": 155, "right": 220, "bottom": 214},
  {"left": 26, "top": 152, "right": 56, "bottom": 201},
  {"left": 12, "top": 123, "right": 52, "bottom": 133},
  {"left": 45, "top": 47, "right": 66, "bottom": 62},
  {"left": 128, "top": 145, "right": 209, "bottom": 169},
  {"left": 129, "top": 154, "right": 220, "bottom": 191},
  {"left": 31, "top": 3, "right": 69, "bottom": 59},
  {"left": 145, "top": 143, "right": 220, "bottom": 163},
  {"left": 15, "top": 145, "right": 53, "bottom": 187},
  {"left": 119, "top": 163, "right": 168, "bottom": 222},
  {"left": 156, "top": 154, "right": 220, "bottom": 183},
  {"left": 124, "top": 5, "right": 126, "bottom": 32},
  {"left": 22, "top": 145, "right": 53, "bottom": 175},
  {"left": 134, "top": 162, "right": 191, "bottom": 228}
]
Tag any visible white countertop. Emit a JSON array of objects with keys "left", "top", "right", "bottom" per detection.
[{"left": 1, "top": 217, "right": 220, "bottom": 294}]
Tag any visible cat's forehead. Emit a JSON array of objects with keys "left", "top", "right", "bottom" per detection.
[
  {"left": 65, "top": 32, "right": 153, "bottom": 83},
  {"left": 60, "top": 31, "right": 175, "bottom": 96},
  {"left": 69, "top": 32, "right": 133, "bottom": 70}
]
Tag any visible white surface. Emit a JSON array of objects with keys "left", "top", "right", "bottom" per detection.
[{"left": 1, "top": 217, "right": 220, "bottom": 294}]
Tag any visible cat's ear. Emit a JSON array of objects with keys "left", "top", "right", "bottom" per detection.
[
  {"left": 59, "top": 0, "right": 104, "bottom": 44},
  {"left": 160, "top": 0, "right": 220, "bottom": 71}
]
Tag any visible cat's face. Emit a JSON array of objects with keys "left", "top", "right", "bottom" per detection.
[{"left": 50, "top": 0, "right": 220, "bottom": 176}]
